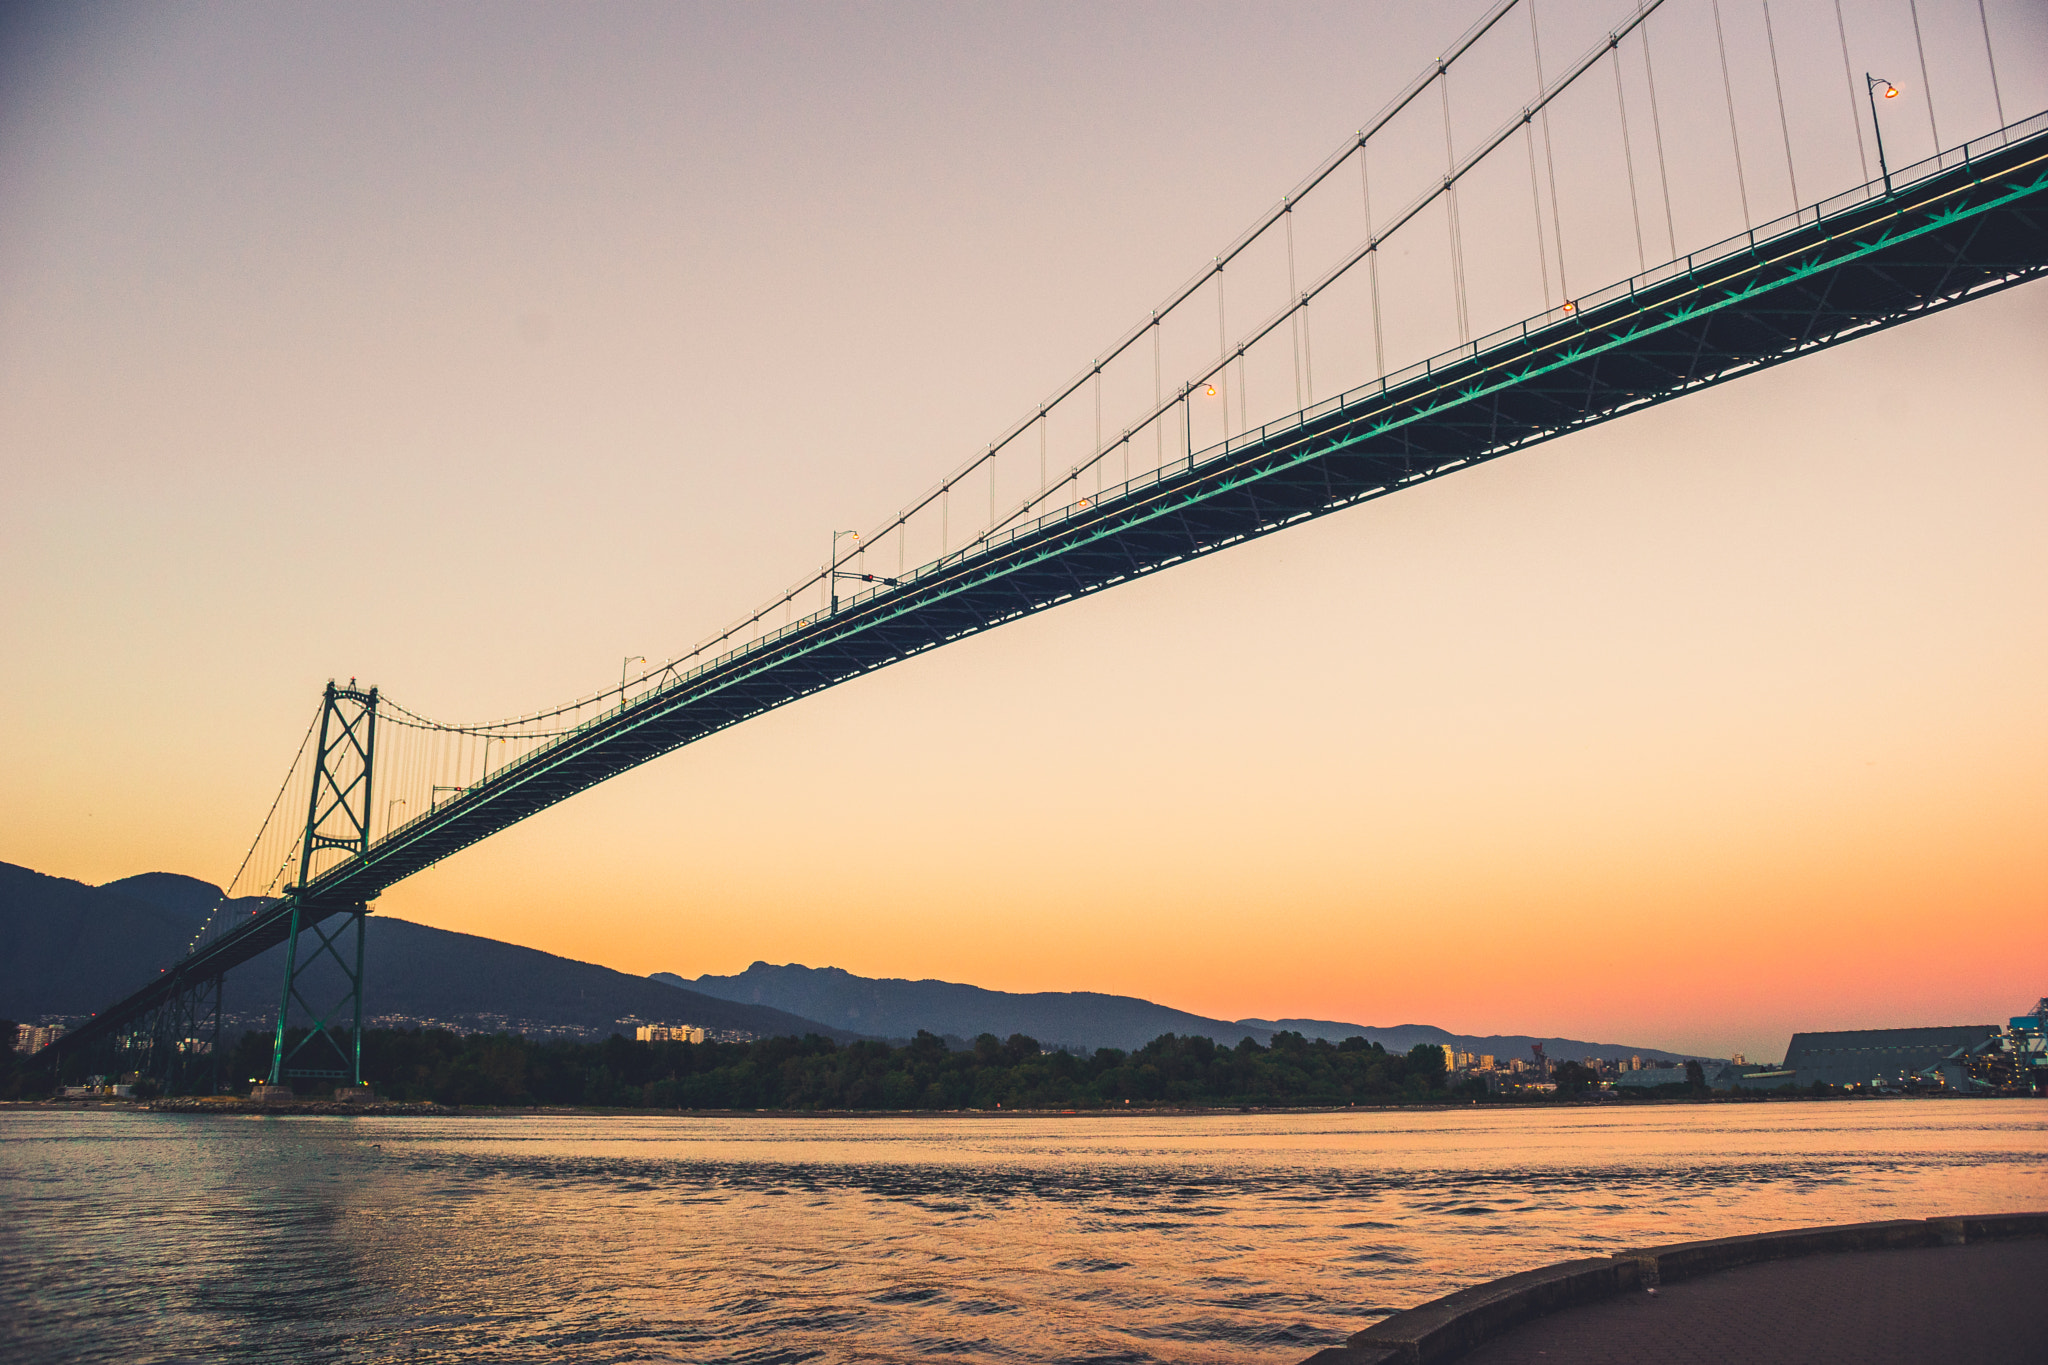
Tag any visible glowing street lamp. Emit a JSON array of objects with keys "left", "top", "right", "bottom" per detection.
[{"left": 1866, "top": 74, "right": 1900, "bottom": 196}]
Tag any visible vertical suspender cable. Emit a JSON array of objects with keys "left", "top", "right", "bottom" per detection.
[
  {"left": 987, "top": 447, "right": 996, "bottom": 533},
  {"left": 1037, "top": 408, "right": 1047, "bottom": 494},
  {"left": 1358, "top": 139, "right": 1385, "bottom": 378},
  {"left": 1710, "top": 0, "right": 1751, "bottom": 228},
  {"left": 941, "top": 485, "right": 949, "bottom": 555},
  {"left": 1531, "top": 0, "right": 1570, "bottom": 300},
  {"left": 1762, "top": 0, "right": 1799, "bottom": 209},
  {"left": 1440, "top": 65, "right": 1470, "bottom": 343},
  {"left": 1302, "top": 298, "right": 1315, "bottom": 403},
  {"left": 1094, "top": 369, "right": 1104, "bottom": 463},
  {"left": 1524, "top": 117, "right": 1553, "bottom": 306},
  {"left": 1977, "top": 0, "right": 2005, "bottom": 130},
  {"left": 1152, "top": 319, "right": 1163, "bottom": 468},
  {"left": 1214, "top": 266, "right": 1229, "bottom": 437},
  {"left": 1641, "top": 18, "right": 1677, "bottom": 259},
  {"left": 1612, "top": 43, "right": 1646, "bottom": 272},
  {"left": 1284, "top": 205, "right": 1303, "bottom": 408},
  {"left": 1833, "top": 0, "right": 1869, "bottom": 181},
  {"left": 1907, "top": 0, "right": 1938, "bottom": 150}
]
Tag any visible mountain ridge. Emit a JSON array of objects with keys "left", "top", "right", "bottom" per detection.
[
  {"left": 1238, "top": 1017, "right": 1699, "bottom": 1064},
  {"left": 663, "top": 961, "right": 1703, "bottom": 1060},
  {"left": 658, "top": 961, "right": 1271, "bottom": 1053},
  {"left": 3, "top": 859, "right": 1702, "bottom": 1061},
  {"left": 0, "top": 861, "right": 858, "bottom": 1043}
]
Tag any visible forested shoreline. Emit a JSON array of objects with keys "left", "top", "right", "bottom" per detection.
[
  {"left": 201, "top": 1026, "right": 1481, "bottom": 1109},
  {"left": 6, "top": 1020, "right": 1731, "bottom": 1106}
]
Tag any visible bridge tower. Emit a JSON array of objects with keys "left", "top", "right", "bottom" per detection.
[{"left": 266, "top": 681, "right": 378, "bottom": 1090}]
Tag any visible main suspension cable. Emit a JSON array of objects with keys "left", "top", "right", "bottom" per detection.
[{"left": 185, "top": 709, "right": 321, "bottom": 956}]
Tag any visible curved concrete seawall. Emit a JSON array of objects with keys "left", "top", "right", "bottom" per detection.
[{"left": 1301, "top": 1212, "right": 2048, "bottom": 1365}]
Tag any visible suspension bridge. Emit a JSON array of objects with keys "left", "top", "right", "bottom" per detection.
[{"left": 46, "top": 0, "right": 2047, "bottom": 1090}]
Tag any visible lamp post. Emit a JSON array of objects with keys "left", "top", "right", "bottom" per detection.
[
  {"left": 621, "top": 655, "right": 645, "bottom": 707},
  {"left": 829, "top": 530, "right": 860, "bottom": 615},
  {"left": 1866, "top": 74, "right": 1900, "bottom": 196}
]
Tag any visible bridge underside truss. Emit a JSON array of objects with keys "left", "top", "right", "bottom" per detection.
[{"left": 54, "top": 122, "right": 2048, "bottom": 1062}]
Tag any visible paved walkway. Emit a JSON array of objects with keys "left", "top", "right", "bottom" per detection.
[{"left": 1457, "top": 1239, "right": 2048, "bottom": 1365}]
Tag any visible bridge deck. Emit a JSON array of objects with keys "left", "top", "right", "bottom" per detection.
[{"left": 55, "top": 116, "right": 2048, "bottom": 1056}]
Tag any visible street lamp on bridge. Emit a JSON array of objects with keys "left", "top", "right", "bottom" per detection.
[
  {"left": 620, "top": 655, "right": 645, "bottom": 707},
  {"left": 829, "top": 530, "right": 862, "bottom": 615},
  {"left": 1866, "top": 74, "right": 1900, "bottom": 197}
]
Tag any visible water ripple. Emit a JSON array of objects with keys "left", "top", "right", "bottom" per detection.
[{"left": 2, "top": 1102, "right": 2042, "bottom": 1363}]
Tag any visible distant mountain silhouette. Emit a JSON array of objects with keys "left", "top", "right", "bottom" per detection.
[
  {"left": 2, "top": 860, "right": 1703, "bottom": 1061},
  {"left": 1237, "top": 1018, "right": 1701, "bottom": 1064},
  {"left": 0, "top": 861, "right": 855, "bottom": 1042},
  {"left": 655, "top": 964, "right": 1704, "bottom": 1060},
  {"left": 660, "top": 962, "right": 1274, "bottom": 1053}
]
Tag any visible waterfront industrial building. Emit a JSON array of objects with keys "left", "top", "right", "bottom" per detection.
[{"left": 1783, "top": 1026, "right": 1999, "bottom": 1089}]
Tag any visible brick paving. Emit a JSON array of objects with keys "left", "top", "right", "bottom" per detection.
[{"left": 1457, "top": 1239, "right": 2048, "bottom": 1365}]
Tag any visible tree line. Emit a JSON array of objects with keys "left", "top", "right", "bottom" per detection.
[
  {"left": 201, "top": 1026, "right": 1462, "bottom": 1109},
  {"left": 0, "top": 1021, "right": 1756, "bottom": 1108}
]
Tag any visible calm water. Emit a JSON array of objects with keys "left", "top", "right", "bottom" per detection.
[{"left": 3, "top": 1101, "right": 2043, "bottom": 1364}]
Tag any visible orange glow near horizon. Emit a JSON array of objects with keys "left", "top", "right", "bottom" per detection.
[{"left": 5, "top": 3, "right": 2046, "bottom": 1066}]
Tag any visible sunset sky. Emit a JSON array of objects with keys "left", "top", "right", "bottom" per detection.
[{"left": 4, "top": 0, "right": 2044, "bottom": 1064}]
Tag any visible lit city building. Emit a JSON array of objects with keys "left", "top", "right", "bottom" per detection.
[
  {"left": 14, "top": 1024, "right": 65, "bottom": 1054},
  {"left": 636, "top": 1024, "right": 707, "bottom": 1045}
]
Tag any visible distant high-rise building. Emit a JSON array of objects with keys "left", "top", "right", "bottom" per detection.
[
  {"left": 14, "top": 1024, "right": 64, "bottom": 1054},
  {"left": 636, "top": 1024, "right": 706, "bottom": 1045},
  {"left": 1478, "top": 1054, "right": 1494, "bottom": 1071}
]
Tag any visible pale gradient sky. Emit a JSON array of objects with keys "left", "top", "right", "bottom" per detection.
[{"left": 4, "top": 1, "right": 2045, "bottom": 1063}]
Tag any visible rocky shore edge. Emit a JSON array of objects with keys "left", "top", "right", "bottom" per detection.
[{"left": 1301, "top": 1211, "right": 2048, "bottom": 1365}]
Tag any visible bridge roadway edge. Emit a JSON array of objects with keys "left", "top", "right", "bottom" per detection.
[
  {"left": 48, "top": 119, "right": 2048, "bottom": 1062},
  {"left": 1299, "top": 1212, "right": 2048, "bottom": 1365}
]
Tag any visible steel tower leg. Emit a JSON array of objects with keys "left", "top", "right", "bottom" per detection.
[
  {"left": 266, "top": 681, "right": 378, "bottom": 1090},
  {"left": 208, "top": 974, "right": 223, "bottom": 1094}
]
